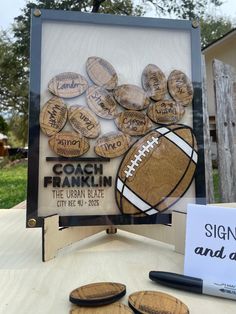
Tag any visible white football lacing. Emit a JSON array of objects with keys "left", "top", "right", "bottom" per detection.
[{"left": 124, "top": 136, "right": 159, "bottom": 178}]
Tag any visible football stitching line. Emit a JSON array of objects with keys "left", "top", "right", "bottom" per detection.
[{"left": 124, "top": 136, "right": 159, "bottom": 178}]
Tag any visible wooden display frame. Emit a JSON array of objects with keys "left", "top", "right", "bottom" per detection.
[{"left": 27, "top": 9, "right": 205, "bottom": 260}]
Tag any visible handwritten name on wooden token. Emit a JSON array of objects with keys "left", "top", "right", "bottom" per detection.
[
  {"left": 48, "top": 131, "right": 89, "bottom": 157},
  {"left": 142, "top": 64, "right": 167, "bottom": 101},
  {"left": 168, "top": 70, "right": 193, "bottom": 106},
  {"left": 48, "top": 72, "right": 88, "bottom": 98},
  {"left": 147, "top": 100, "right": 185, "bottom": 124},
  {"left": 70, "top": 302, "right": 133, "bottom": 314},
  {"left": 115, "top": 111, "right": 153, "bottom": 136},
  {"left": 68, "top": 105, "right": 101, "bottom": 138},
  {"left": 86, "top": 56, "right": 118, "bottom": 90},
  {"left": 70, "top": 282, "right": 126, "bottom": 306},
  {"left": 86, "top": 85, "right": 118, "bottom": 119},
  {"left": 95, "top": 132, "right": 131, "bottom": 158},
  {"left": 114, "top": 84, "right": 151, "bottom": 111},
  {"left": 128, "top": 291, "right": 189, "bottom": 314},
  {"left": 40, "top": 97, "right": 67, "bottom": 137}
]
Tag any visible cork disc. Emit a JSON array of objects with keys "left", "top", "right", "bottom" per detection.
[
  {"left": 86, "top": 85, "right": 118, "bottom": 119},
  {"left": 115, "top": 111, "right": 153, "bottom": 136},
  {"left": 86, "top": 56, "right": 118, "bottom": 90},
  {"left": 114, "top": 84, "right": 151, "bottom": 111},
  {"left": 68, "top": 105, "right": 101, "bottom": 139},
  {"left": 142, "top": 64, "right": 167, "bottom": 101},
  {"left": 147, "top": 100, "right": 185, "bottom": 125},
  {"left": 168, "top": 70, "right": 193, "bottom": 106},
  {"left": 95, "top": 132, "right": 131, "bottom": 158},
  {"left": 128, "top": 291, "right": 189, "bottom": 314},
  {"left": 39, "top": 97, "right": 67, "bottom": 137},
  {"left": 48, "top": 131, "right": 90, "bottom": 157},
  {"left": 48, "top": 72, "right": 88, "bottom": 98},
  {"left": 70, "top": 302, "right": 133, "bottom": 313},
  {"left": 69, "top": 282, "right": 126, "bottom": 306}
]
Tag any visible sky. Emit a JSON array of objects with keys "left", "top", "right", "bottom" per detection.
[{"left": 0, "top": 0, "right": 236, "bottom": 30}]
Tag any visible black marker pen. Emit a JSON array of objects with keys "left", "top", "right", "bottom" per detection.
[{"left": 149, "top": 271, "right": 236, "bottom": 301}]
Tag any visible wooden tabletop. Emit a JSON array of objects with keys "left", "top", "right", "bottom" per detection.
[{"left": 0, "top": 208, "right": 235, "bottom": 314}]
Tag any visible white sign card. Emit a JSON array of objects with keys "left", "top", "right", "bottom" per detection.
[{"left": 184, "top": 204, "right": 236, "bottom": 283}]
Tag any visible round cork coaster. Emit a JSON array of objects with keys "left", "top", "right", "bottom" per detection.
[
  {"left": 70, "top": 302, "right": 133, "bottom": 313},
  {"left": 167, "top": 70, "right": 193, "bottom": 106},
  {"left": 86, "top": 56, "right": 118, "bottom": 90},
  {"left": 69, "top": 282, "right": 126, "bottom": 306},
  {"left": 128, "top": 291, "right": 189, "bottom": 314}
]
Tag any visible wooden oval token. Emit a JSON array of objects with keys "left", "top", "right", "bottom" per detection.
[
  {"left": 116, "top": 124, "right": 197, "bottom": 215},
  {"left": 142, "top": 64, "right": 167, "bottom": 101},
  {"left": 114, "top": 84, "right": 151, "bottom": 111},
  {"left": 86, "top": 85, "right": 118, "bottom": 119},
  {"left": 69, "top": 282, "right": 126, "bottom": 306},
  {"left": 115, "top": 111, "right": 153, "bottom": 136},
  {"left": 95, "top": 132, "right": 131, "bottom": 158},
  {"left": 70, "top": 302, "right": 133, "bottom": 314},
  {"left": 48, "top": 72, "right": 88, "bottom": 98},
  {"left": 68, "top": 105, "right": 101, "bottom": 138},
  {"left": 128, "top": 291, "right": 189, "bottom": 314},
  {"left": 168, "top": 70, "right": 193, "bottom": 106},
  {"left": 147, "top": 100, "right": 185, "bottom": 125},
  {"left": 40, "top": 97, "right": 67, "bottom": 137},
  {"left": 48, "top": 131, "right": 89, "bottom": 157},
  {"left": 86, "top": 56, "right": 118, "bottom": 90}
]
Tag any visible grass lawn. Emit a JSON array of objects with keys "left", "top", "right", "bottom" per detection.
[{"left": 0, "top": 161, "right": 27, "bottom": 209}]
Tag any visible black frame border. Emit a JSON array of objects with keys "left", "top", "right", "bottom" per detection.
[{"left": 27, "top": 9, "right": 205, "bottom": 228}]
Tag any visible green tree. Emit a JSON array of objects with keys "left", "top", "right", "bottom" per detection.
[
  {"left": 0, "top": 115, "right": 8, "bottom": 134},
  {"left": 200, "top": 15, "right": 233, "bottom": 48}
]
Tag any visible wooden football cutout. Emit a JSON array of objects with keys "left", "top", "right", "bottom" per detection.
[
  {"left": 95, "top": 132, "right": 131, "bottom": 158},
  {"left": 147, "top": 100, "right": 185, "bottom": 125},
  {"left": 86, "top": 85, "right": 118, "bottom": 119},
  {"left": 142, "top": 64, "right": 167, "bottom": 101},
  {"left": 69, "top": 282, "right": 126, "bottom": 306},
  {"left": 39, "top": 97, "right": 67, "bottom": 137},
  {"left": 48, "top": 131, "right": 89, "bottom": 157},
  {"left": 168, "top": 70, "right": 193, "bottom": 106},
  {"left": 70, "top": 302, "right": 133, "bottom": 314},
  {"left": 48, "top": 72, "right": 88, "bottom": 98},
  {"left": 68, "top": 105, "right": 101, "bottom": 138},
  {"left": 128, "top": 291, "right": 189, "bottom": 314},
  {"left": 115, "top": 111, "right": 153, "bottom": 136},
  {"left": 116, "top": 124, "right": 198, "bottom": 215},
  {"left": 114, "top": 84, "right": 151, "bottom": 111},
  {"left": 86, "top": 56, "right": 118, "bottom": 90}
]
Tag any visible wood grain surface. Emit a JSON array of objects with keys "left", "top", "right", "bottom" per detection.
[
  {"left": 48, "top": 72, "right": 88, "bottom": 98},
  {"left": 86, "top": 56, "right": 118, "bottom": 90},
  {"left": 167, "top": 70, "right": 193, "bottom": 106},
  {"left": 48, "top": 131, "right": 90, "bottom": 157},
  {"left": 68, "top": 105, "right": 101, "bottom": 138},
  {"left": 115, "top": 111, "right": 153, "bottom": 136},
  {"left": 128, "top": 291, "right": 189, "bottom": 314},
  {"left": 116, "top": 125, "right": 198, "bottom": 215},
  {"left": 40, "top": 97, "right": 67, "bottom": 136},
  {"left": 114, "top": 84, "right": 151, "bottom": 111},
  {"left": 94, "top": 132, "right": 131, "bottom": 158},
  {"left": 142, "top": 64, "right": 167, "bottom": 101},
  {"left": 147, "top": 100, "right": 185, "bottom": 125},
  {"left": 86, "top": 85, "right": 118, "bottom": 119},
  {"left": 70, "top": 302, "right": 133, "bottom": 313},
  {"left": 70, "top": 282, "right": 126, "bottom": 306}
]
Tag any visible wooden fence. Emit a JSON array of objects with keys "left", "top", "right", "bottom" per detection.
[{"left": 203, "top": 58, "right": 236, "bottom": 204}]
